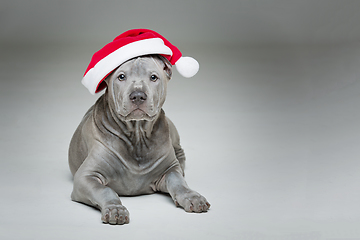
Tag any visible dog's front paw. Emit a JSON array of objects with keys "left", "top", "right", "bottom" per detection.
[
  {"left": 174, "top": 190, "right": 210, "bottom": 213},
  {"left": 101, "top": 204, "right": 130, "bottom": 225}
]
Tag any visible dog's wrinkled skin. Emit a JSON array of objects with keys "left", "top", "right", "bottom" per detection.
[{"left": 69, "top": 55, "right": 210, "bottom": 225}]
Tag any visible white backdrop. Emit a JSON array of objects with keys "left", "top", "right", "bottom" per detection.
[
  {"left": 1, "top": 1, "right": 360, "bottom": 239},
  {"left": 2, "top": 0, "right": 360, "bottom": 45}
]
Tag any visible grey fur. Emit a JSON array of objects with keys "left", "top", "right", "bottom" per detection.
[{"left": 69, "top": 55, "right": 210, "bottom": 225}]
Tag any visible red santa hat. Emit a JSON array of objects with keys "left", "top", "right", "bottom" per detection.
[{"left": 82, "top": 29, "right": 199, "bottom": 94}]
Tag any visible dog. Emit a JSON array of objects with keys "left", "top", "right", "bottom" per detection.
[{"left": 69, "top": 55, "right": 210, "bottom": 225}]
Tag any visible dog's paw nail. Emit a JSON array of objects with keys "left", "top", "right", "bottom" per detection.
[{"left": 102, "top": 214, "right": 109, "bottom": 223}]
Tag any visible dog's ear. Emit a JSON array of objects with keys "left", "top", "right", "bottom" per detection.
[
  {"left": 96, "top": 77, "right": 109, "bottom": 92},
  {"left": 104, "top": 75, "right": 110, "bottom": 85},
  {"left": 104, "top": 67, "right": 118, "bottom": 86},
  {"left": 156, "top": 55, "right": 172, "bottom": 80}
]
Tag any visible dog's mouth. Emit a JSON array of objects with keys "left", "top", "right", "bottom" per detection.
[{"left": 122, "top": 108, "right": 157, "bottom": 121}]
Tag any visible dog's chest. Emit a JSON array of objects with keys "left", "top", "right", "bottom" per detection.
[
  {"left": 95, "top": 108, "right": 176, "bottom": 195},
  {"left": 121, "top": 133, "right": 172, "bottom": 170},
  {"left": 108, "top": 139, "right": 176, "bottom": 196},
  {"left": 117, "top": 118, "right": 170, "bottom": 162}
]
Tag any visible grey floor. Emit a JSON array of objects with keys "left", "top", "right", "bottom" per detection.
[{"left": 1, "top": 42, "right": 360, "bottom": 240}]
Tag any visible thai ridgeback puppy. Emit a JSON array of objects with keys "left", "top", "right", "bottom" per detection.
[{"left": 69, "top": 55, "right": 210, "bottom": 225}]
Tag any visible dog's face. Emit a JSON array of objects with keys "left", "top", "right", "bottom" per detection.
[{"left": 105, "top": 55, "right": 172, "bottom": 121}]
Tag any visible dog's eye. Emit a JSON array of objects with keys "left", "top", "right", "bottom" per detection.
[
  {"left": 150, "top": 74, "right": 158, "bottom": 82},
  {"left": 118, "top": 74, "right": 126, "bottom": 81}
]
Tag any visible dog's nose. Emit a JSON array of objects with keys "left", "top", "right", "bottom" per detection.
[{"left": 129, "top": 90, "right": 147, "bottom": 105}]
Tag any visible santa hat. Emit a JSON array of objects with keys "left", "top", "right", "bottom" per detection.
[{"left": 82, "top": 29, "right": 199, "bottom": 94}]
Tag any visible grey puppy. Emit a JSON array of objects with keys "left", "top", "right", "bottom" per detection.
[{"left": 69, "top": 55, "right": 210, "bottom": 225}]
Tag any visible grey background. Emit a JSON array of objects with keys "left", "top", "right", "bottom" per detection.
[{"left": 1, "top": 0, "right": 360, "bottom": 239}]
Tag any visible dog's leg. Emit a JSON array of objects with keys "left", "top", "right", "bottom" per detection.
[
  {"left": 71, "top": 170, "right": 130, "bottom": 224},
  {"left": 161, "top": 169, "right": 210, "bottom": 213},
  {"left": 71, "top": 149, "right": 130, "bottom": 225}
]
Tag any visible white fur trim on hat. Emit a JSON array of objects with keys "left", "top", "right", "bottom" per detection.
[
  {"left": 175, "top": 56, "right": 199, "bottom": 78},
  {"left": 82, "top": 38, "right": 173, "bottom": 95}
]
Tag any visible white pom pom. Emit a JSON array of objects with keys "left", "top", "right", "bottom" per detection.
[{"left": 175, "top": 56, "right": 199, "bottom": 78}]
